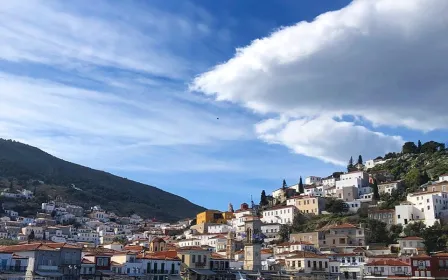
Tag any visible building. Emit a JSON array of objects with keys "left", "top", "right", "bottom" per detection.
[
  {"left": 336, "top": 171, "right": 369, "bottom": 189},
  {"left": 364, "top": 259, "right": 411, "bottom": 278},
  {"left": 329, "top": 253, "right": 365, "bottom": 280},
  {"left": 261, "top": 205, "right": 296, "bottom": 225},
  {"left": 243, "top": 217, "right": 262, "bottom": 271},
  {"left": 177, "top": 246, "right": 213, "bottom": 280},
  {"left": 322, "top": 176, "right": 337, "bottom": 187},
  {"left": 319, "top": 223, "right": 365, "bottom": 248},
  {"left": 284, "top": 251, "right": 330, "bottom": 274},
  {"left": 261, "top": 223, "right": 281, "bottom": 241},
  {"left": 397, "top": 237, "right": 425, "bottom": 256},
  {"left": 287, "top": 196, "right": 326, "bottom": 215},
  {"left": 365, "top": 158, "right": 389, "bottom": 169},
  {"left": 305, "top": 176, "right": 322, "bottom": 186},
  {"left": 395, "top": 190, "right": 448, "bottom": 227},
  {"left": 439, "top": 174, "right": 448, "bottom": 182},
  {"left": 290, "top": 232, "right": 323, "bottom": 248},
  {"left": 196, "top": 210, "right": 233, "bottom": 225},
  {"left": 368, "top": 208, "right": 396, "bottom": 225},
  {"left": 335, "top": 186, "right": 358, "bottom": 202},
  {"left": 410, "top": 252, "right": 448, "bottom": 279},
  {"left": 207, "top": 224, "right": 232, "bottom": 234},
  {"left": 378, "top": 181, "right": 403, "bottom": 194}
]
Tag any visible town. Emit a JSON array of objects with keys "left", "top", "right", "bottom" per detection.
[{"left": 0, "top": 143, "right": 448, "bottom": 280}]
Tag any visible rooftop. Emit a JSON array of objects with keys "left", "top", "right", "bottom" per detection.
[{"left": 366, "top": 259, "right": 409, "bottom": 266}]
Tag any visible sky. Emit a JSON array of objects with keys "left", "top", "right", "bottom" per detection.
[{"left": 1, "top": 0, "right": 448, "bottom": 211}]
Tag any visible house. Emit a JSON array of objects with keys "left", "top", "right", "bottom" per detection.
[
  {"left": 261, "top": 205, "right": 296, "bottom": 225},
  {"left": 395, "top": 190, "right": 448, "bottom": 227},
  {"left": 328, "top": 253, "right": 366, "bottom": 280},
  {"left": 177, "top": 247, "right": 213, "bottom": 280},
  {"left": 364, "top": 259, "right": 411, "bottom": 278},
  {"left": 261, "top": 223, "right": 280, "bottom": 241},
  {"left": 0, "top": 242, "right": 82, "bottom": 278},
  {"left": 80, "top": 258, "right": 96, "bottom": 280},
  {"left": 378, "top": 181, "right": 403, "bottom": 194},
  {"left": 439, "top": 174, "right": 448, "bottom": 182},
  {"left": 397, "top": 237, "right": 425, "bottom": 256},
  {"left": 318, "top": 223, "right": 365, "bottom": 248},
  {"left": 149, "top": 237, "right": 166, "bottom": 252},
  {"left": 82, "top": 247, "right": 114, "bottom": 278},
  {"left": 137, "top": 250, "right": 181, "bottom": 278},
  {"left": 336, "top": 171, "right": 369, "bottom": 189},
  {"left": 284, "top": 251, "right": 330, "bottom": 274},
  {"left": 305, "top": 176, "right": 322, "bottom": 185},
  {"left": 286, "top": 196, "right": 326, "bottom": 215},
  {"left": 368, "top": 209, "right": 396, "bottom": 225},
  {"left": 365, "top": 158, "right": 389, "bottom": 169},
  {"left": 290, "top": 232, "right": 323, "bottom": 248},
  {"left": 335, "top": 186, "right": 358, "bottom": 202},
  {"left": 322, "top": 176, "right": 337, "bottom": 187},
  {"left": 207, "top": 224, "right": 232, "bottom": 234},
  {"left": 111, "top": 251, "right": 143, "bottom": 276},
  {"left": 196, "top": 210, "right": 233, "bottom": 225}
]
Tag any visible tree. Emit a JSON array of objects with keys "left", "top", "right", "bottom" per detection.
[
  {"left": 332, "top": 172, "right": 344, "bottom": 179},
  {"left": 51, "top": 210, "right": 57, "bottom": 218},
  {"left": 260, "top": 190, "right": 268, "bottom": 206},
  {"left": 28, "top": 230, "right": 35, "bottom": 241},
  {"left": 325, "top": 198, "right": 347, "bottom": 213},
  {"left": 298, "top": 177, "right": 304, "bottom": 194},
  {"left": 404, "top": 221, "right": 426, "bottom": 237},
  {"left": 372, "top": 180, "right": 380, "bottom": 201},
  {"left": 291, "top": 212, "right": 308, "bottom": 233},
  {"left": 357, "top": 207, "right": 368, "bottom": 218},
  {"left": 357, "top": 155, "right": 363, "bottom": 165},
  {"left": 422, "top": 222, "right": 447, "bottom": 254},
  {"left": 347, "top": 156, "right": 354, "bottom": 172},
  {"left": 402, "top": 141, "right": 418, "bottom": 154},
  {"left": 279, "top": 224, "right": 291, "bottom": 242},
  {"left": 417, "top": 140, "right": 422, "bottom": 152},
  {"left": 367, "top": 220, "right": 389, "bottom": 244},
  {"left": 388, "top": 224, "right": 403, "bottom": 244},
  {"left": 421, "top": 141, "right": 445, "bottom": 154},
  {"left": 282, "top": 179, "right": 287, "bottom": 190}
]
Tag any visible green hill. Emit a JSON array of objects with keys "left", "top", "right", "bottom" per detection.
[{"left": 0, "top": 139, "right": 205, "bottom": 221}]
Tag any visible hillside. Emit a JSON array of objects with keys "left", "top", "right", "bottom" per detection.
[{"left": 0, "top": 139, "right": 205, "bottom": 221}]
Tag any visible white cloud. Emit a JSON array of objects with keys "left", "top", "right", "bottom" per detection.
[
  {"left": 256, "top": 117, "right": 404, "bottom": 166},
  {"left": 192, "top": 0, "right": 448, "bottom": 164}
]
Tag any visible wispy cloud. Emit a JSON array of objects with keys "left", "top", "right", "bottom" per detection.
[{"left": 0, "top": 0, "right": 253, "bottom": 173}]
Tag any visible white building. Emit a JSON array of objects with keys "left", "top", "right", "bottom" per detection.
[
  {"left": 261, "top": 205, "right": 296, "bottom": 225},
  {"left": 178, "top": 239, "right": 201, "bottom": 247},
  {"left": 397, "top": 236, "right": 425, "bottom": 255},
  {"left": 336, "top": 171, "right": 369, "bottom": 190},
  {"left": 261, "top": 223, "right": 281, "bottom": 241},
  {"left": 41, "top": 202, "right": 56, "bottom": 212},
  {"left": 364, "top": 259, "right": 411, "bottom": 278},
  {"left": 305, "top": 176, "right": 322, "bottom": 186},
  {"left": 365, "top": 158, "right": 389, "bottom": 169},
  {"left": 322, "top": 176, "right": 337, "bottom": 187},
  {"left": 378, "top": 181, "right": 403, "bottom": 194},
  {"left": 440, "top": 174, "right": 448, "bottom": 182},
  {"left": 208, "top": 224, "right": 232, "bottom": 234},
  {"left": 74, "top": 229, "right": 100, "bottom": 245},
  {"left": 344, "top": 200, "right": 363, "bottom": 213}
]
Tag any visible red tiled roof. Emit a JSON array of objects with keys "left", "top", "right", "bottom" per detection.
[
  {"left": 399, "top": 236, "right": 423, "bottom": 240},
  {"left": 261, "top": 249, "right": 273, "bottom": 254},
  {"left": 211, "top": 253, "right": 229, "bottom": 260},
  {"left": 285, "top": 251, "right": 328, "bottom": 259},
  {"left": 123, "top": 245, "right": 145, "bottom": 252},
  {"left": 82, "top": 258, "right": 95, "bottom": 264},
  {"left": 0, "top": 243, "right": 58, "bottom": 252},
  {"left": 432, "top": 252, "right": 448, "bottom": 257},
  {"left": 366, "top": 259, "right": 409, "bottom": 266},
  {"left": 326, "top": 223, "right": 358, "bottom": 229},
  {"left": 137, "top": 250, "right": 180, "bottom": 260},
  {"left": 177, "top": 246, "right": 207, "bottom": 251}
]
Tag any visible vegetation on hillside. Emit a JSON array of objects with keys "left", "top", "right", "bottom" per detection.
[{"left": 0, "top": 139, "right": 205, "bottom": 221}]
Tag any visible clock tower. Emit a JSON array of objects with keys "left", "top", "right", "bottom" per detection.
[{"left": 243, "top": 216, "right": 262, "bottom": 271}]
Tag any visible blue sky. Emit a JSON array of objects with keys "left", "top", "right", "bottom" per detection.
[{"left": 1, "top": 0, "right": 447, "bottom": 211}]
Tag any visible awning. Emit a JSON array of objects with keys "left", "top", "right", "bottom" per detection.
[
  {"left": 191, "top": 269, "right": 217, "bottom": 275},
  {"left": 36, "top": 271, "right": 64, "bottom": 277}
]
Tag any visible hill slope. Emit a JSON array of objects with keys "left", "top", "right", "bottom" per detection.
[{"left": 0, "top": 139, "right": 205, "bottom": 221}]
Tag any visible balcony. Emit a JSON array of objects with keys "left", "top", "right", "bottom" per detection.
[
  {"left": 312, "top": 267, "right": 326, "bottom": 272},
  {"left": 195, "top": 262, "right": 207, "bottom": 268},
  {"left": 371, "top": 271, "right": 383, "bottom": 276},
  {"left": 7, "top": 266, "right": 27, "bottom": 272},
  {"left": 38, "top": 265, "right": 59, "bottom": 271},
  {"left": 149, "top": 270, "right": 169, "bottom": 274}
]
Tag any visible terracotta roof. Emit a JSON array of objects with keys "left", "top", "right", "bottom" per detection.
[
  {"left": 285, "top": 251, "right": 328, "bottom": 259},
  {"left": 324, "top": 223, "right": 358, "bottom": 230},
  {"left": 399, "top": 236, "right": 423, "bottom": 241},
  {"left": 0, "top": 243, "right": 58, "bottom": 252},
  {"left": 151, "top": 237, "right": 166, "bottom": 243},
  {"left": 432, "top": 252, "right": 448, "bottom": 257},
  {"left": 261, "top": 249, "right": 273, "bottom": 254},
  {"left": 137, "top": 250, "right": 180, "bottom": 260},
  {"left": 111, "top": 261, "right": 123, "bottom": 267},
  {"left": 123, "top": 245, "right": 146, "bottom": 252},
  {"left": 366, "top": 259, "right": 409, "bottom": 266},
  {"left": 211, "top": 253, "right": 229, "bottom": 260},
  {"left": 177, "top": 246, "right": 207, "bottom": 251},
  {"left": 370, "top": 209, "right": 395, "bottom": 213},
  {"left": 264, "top": 205, "right": 296, "bottom": 211},
  {"left": 82, "top": 258, "right": 95, "bottom": 264}
]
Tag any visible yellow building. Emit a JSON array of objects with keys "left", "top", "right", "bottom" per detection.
[
  {"left": 293, "top": 196, "right": 326, "bottom": 215},
  {"left": 196, "top": 210, "right": 234, "bottom": 225}
]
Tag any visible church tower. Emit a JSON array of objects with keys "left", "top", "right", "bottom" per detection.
[
  {"left": 226, "top": 231, "right": 235, "bottom": 260},
  {"left": 243, "top": 216, "right": 262, "bottom": 271}
]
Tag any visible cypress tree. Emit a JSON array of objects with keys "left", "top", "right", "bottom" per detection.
[{"left": 298, "top": 177, "right": 304, "bottom": 194}]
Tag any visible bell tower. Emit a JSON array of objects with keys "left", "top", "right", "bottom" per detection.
[
  {"left": 226, "top": 231, "right": 235, "bottom": 260},
  {"left": 243, "top": 216, "right": 262, "bottom": 271}
]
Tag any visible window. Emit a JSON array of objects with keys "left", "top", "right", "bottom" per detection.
[
  {"left": 427, "top": 271, "right": 431, "bottom": 277},
  {"left": 397, "top": 215, "right": 401, "bottom": 219},
  {"left": 192, "top": 255, "right": 196, "bottom": 263},
  {"left": 428, "top": 206, "right": 430, "bottom": 210},
  {"left": 415, "top": 271, "right": 419, "bottom": 277}
]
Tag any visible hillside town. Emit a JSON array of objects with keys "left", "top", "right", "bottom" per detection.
[{"left": 1, "top": 154, "right": 448, "bottom": 280}]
